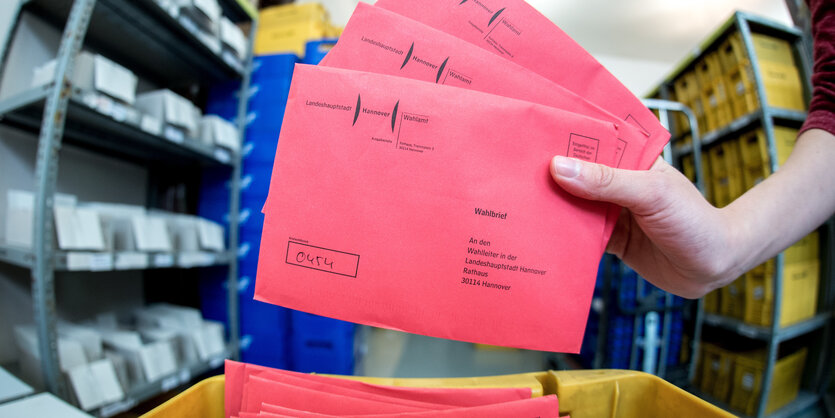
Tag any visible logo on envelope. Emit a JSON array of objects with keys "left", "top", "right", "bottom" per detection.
[{"left": 351, "top": 94, "right": 400, "bottom": 132}]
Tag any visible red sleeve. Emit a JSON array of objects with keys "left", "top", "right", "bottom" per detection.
[{"left": 799, "top": 0, "right": 835, "bottom": 136}]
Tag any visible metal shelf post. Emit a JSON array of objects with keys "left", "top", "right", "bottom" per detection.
[{"left": 31, "top": 0, "right": 97, "bottom": 398}]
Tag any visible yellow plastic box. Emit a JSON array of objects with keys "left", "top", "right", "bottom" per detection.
[
  {"left": 729, "top": 348, "right": 807, "bottom": 415},
  {"left": 259, "top": 3, "right": 329, "bottom": 27},
  {"left": 725, "top": 61, "right": 758, "bottom": 119},
  {"left": 704, "top": 289, "right": 720, "bottom": 314},
  {"left": 718, "top": 32, "right": 747, "bottom": 72},
  {"left": 751, "top": 33, "right": 806, "bottom": 112},
  {"left": 254, "top": 20, "right": 330, "bottom": 56},
  {"left": 144, "top": 370, "right": 732, "bottom": 418},
  {"left": 774, "top": 125, "right": 799, "bottom": 166},
  {"left": 738, "top": 129, "right": 770, "bottom": 190},
  {"left": 719, "top": 279, "right": 745, "bottom": 319},
  {"left": 743, "top": 258, "right": 820, "bottom": 327},
  {"left": 709, "top": 141, "right": 744, "bottom": 207},
  {"left": 700, "top": 343, "right": 734, "bottom": 402}
]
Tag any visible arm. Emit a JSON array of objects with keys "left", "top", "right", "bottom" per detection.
[{"left": 550, "top": 129, "right": 835, "bottom": 298}]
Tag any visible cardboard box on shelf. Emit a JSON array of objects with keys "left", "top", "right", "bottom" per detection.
[
  {"left": 59, "top": 323, "right": 104, "bottom": 363},
  {"left": 65, "top": 358, "right": 124, "bottom": 411},
  {"left": 5, "top": 189, "right": 34, "bottom": 248},
  {"left": 14, "top": 325, "right": 88, "bottom": 389},
  {"left": 31, "top": 52, "right": 138, "bottom": 105},
  {"left": 135, "top": 89, "right": 200, "bottom": 138},
  {"left": 220, "top": 17, "right": 247, "bottom": 59},
  {"left": 51, "top": 194, "right": 104, "bottom": 251},
  {"left": 200, "top": 115, "right": 240, "bottom": 151},
  {"left": 176, "top": 0, "right": 221, "bottom": 33}
]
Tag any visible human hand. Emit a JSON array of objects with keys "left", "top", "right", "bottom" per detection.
[{"left": 550, "top": 155, "right": 737, "bottom": 298}]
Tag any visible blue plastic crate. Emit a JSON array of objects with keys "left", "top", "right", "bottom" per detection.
[
  {"left": 303, "top": 38, "right": 338, "bottom": 65},
  {"left": 253, "top": 53, "right": 299, "bottom": 82},
  {"left": 241, "top": 331, "right": 289, "bottom": 369},
  {"left": 243, "top": 130, "right": 281, "bottom": 164},
  {"left": 291, "top": 311, "right": 355, "bottom": 337},
  {"left": 246, "top": 105, "right": 287, "bottom": 133},
  {"left": 249, "top": 78, "right": 293, "bottom": 110},
  {"left": 290, "top": 331, "right": 354, "bottom": 374}
]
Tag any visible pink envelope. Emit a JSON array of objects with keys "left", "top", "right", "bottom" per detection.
[
  {"left": 252, "top": 370, "right": 452, "bottom": 410},
  {"left": 225, "top": 359, "right": 532, "bottom": 418},
  {"left": 242, "top": 376, "right": 432, "bottom": 415},
  {"left": 320, "top": 2, "right": 648, "bottom": 249},
  {"left": 254, "top": 64, "right": 620, "bottom": 352},
  {"left": 375, "top": 0, "right": 669, "bottom": 169},
  {"left": 262, "top": 396, "right": 561, "bottom": 418}
]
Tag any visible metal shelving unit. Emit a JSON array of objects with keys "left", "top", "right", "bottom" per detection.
[
  {"left": 649, "top": 11, "right": 833, "bottom": 418},
  {"left": 0, "top": 0, "right": 254, "bottom": 413}
]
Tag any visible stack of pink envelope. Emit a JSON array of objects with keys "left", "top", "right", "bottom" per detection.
[
  {"left": 224, "top": 360, "right": 569, "bottom": 418},
  {"left": 254, "top": 0, "right": 669, "bottom": 353}
]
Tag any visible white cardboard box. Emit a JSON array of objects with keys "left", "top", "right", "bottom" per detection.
[
  {"left": 135, "top": 90, "right": 200, "bottom": 136},
  {"left": 219, "top": 17, "right": 247, "bottom": 59},
  {"left": 58, "top": 323, "right": 103, "bottom": 363},
  {"left": 5, "top": 190, "right": 34, "bottom": 248},
  {"left": 31, "top": 52, "right": 138, "bottom": 105},
  {"left": 197, "top": 218, "right": 225, "bottom": 251},
  {"left": 66, "top": 358, "right": 124, "bottom": 411},
  {"left": 176, "top": 0, "right": 221, "bottom": 33},
  {"left": 199, "top": 115, "right": 239, "bottom": 151},
  {"left": 53, "top": 201, "right": 106, "bottom": 251}
]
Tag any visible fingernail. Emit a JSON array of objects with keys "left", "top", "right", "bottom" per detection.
[{"left": 553, "top": 156, "right": 580, "bottom": 178}]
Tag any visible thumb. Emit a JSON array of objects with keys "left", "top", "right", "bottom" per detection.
[{"left": 550, "top": 155, "right": 654, "bottom": 210}]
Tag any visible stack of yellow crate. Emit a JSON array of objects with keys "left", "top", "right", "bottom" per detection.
[
  {"left": 719, "top": 32, "right": 806, "bottom": 120},
  {"left": 254, "top": 3, "right": 342, "bottom": 56},
  {"left": 743, "top": 233, "right": 820, "bottom": 327},
  {"left": 670, "top": 30, "right": 806, "bottom": 138},
  {"left": 672, "top": 73, "right": 702, "bottom": 138},
  {"left": 696, "top": 344, "right": 808, "bottom": 415},
  {"left": 696, "top": 53, "right": 734, "bottom": 133}
]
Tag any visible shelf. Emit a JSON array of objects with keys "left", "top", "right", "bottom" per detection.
[
  {"left": 0, "top": 85, "right": 235, "bottom": 167},
  {"left": 0, "top": 244, "right": 232, "bottom": 272},
  {"left": 24, "top": 0, "right": 244, "bottom": 85},
  {"left": 702, "top": 312, "right": 831, "bottom": 342},
  {"left": 94, "top": 346, "right": 230, "bottom": 417},
  {"left": 672, "top": 108, "right": 807, "bottom": 158}
]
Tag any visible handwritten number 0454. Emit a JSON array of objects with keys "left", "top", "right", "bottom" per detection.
[{"left": 296, "top": 251, "right": 334, "bottom": 270}]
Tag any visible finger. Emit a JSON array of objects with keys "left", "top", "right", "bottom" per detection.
[{"left": 550, "top": 155, "right": 657, "bottom": 210}]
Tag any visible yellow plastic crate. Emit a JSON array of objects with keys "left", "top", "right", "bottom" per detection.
[
  {"left": 259, "top": 3, "right": 329, "bottom": 27},
  {"left": 681, "top": 154, "right": 695, "bottom": 183},
  {"left": 743, "top": 258, "right": 820, "bottom": 327},
  {"left": 700, "top": 79, "right": 734, "bottom": 133},
  {"left": 709, "top": 141, "right": 744, "bottom": 207},
  {"left": 774, "top": 125, "right": 799, "bottom": 166},
  {"left": 751, "top": 33, "right": 796, "bottom": 67},
  {"left": 700, "top": 343, "right": 734, "bottom": 402},
  {"left": 725, "top": 61, "right": 758, "bottom": 119},
  {"left": 729, "top": 348, "right": 807, "bottom": 416},
  {"left": 254, "top": 20, "right": 330, "bottom": 56},
  {"left": 718, "top": 32, "right": 747, "bottom": 72},
  {"left": 696, "top": 53, "right": 723, "bottom": 89},
  {"left": 738, "top": 130, "right": 770, "bottom": 190},
  {"left": 144, "top": 370, "right": 732, "bottom": 418},
  {"left": 719, "top": 279, "right": 745, "bottom": 319},
  {"left": 704, "top": 289, "right": 720, "bottom": 314},
  {"left": 672, "top": 72, "right": 701, "bottom": 136}
]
